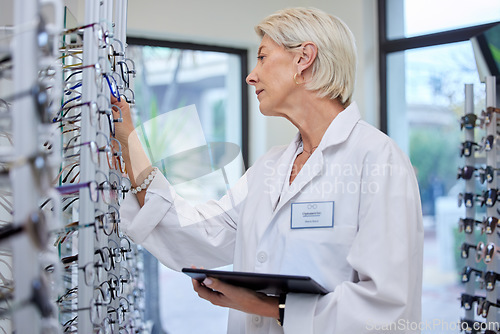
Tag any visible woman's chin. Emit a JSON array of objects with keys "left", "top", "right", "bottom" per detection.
[{"left": 258, "top": 104, "right": 275, "bottom": 117}]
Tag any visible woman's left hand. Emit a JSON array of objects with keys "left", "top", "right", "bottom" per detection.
[{"left": 191, "top": 276, "right": 280, "bottom": 319}]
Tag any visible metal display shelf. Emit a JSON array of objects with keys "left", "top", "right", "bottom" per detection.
[{"left": 1, "top": 0, "right": 146, "bottom": 333}]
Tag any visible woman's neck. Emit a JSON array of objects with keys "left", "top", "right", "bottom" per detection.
[{"left": 283, "top": 93, "right": 345, "bottom": 153}]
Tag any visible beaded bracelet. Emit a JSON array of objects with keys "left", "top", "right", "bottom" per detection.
[{"left": 131, "top": 167, "right": 158, "bottom": 195}]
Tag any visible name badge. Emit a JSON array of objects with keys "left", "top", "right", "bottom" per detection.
[{"left": 290, "top": 201, "right": 334, "bottom": 229}]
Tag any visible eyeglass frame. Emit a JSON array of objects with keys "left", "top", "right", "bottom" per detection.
[
  {"left": 461, "top": 266, "right": 483, "bottom": 283},
  {"left": 458, "top": 218, "right": 481, "bottom": 234},
  {"left": 460, "top": 141, "right": 480, "bottom": 157},
  {"left": 62, "top": 22, "right": 112, "bottom": 49},
  {"left": 485, "top": 271, "right": 500, "bottom": 291},
  {"left": 461, "top": 242, "right": 478, "bottom": 260},
  {"left": 480, "top": 106, "right": 500, "bottom": 127},
  {"left": 460, "top": 113, "right": 478, "bottom": 130},
  {"left": 482, "top": 216, "right": 500, "bottom": 235},
  {"left": 478, "top": 166, "right": 500, "bottom": 184},
  {"left": 458, "top": 192, "right": 478, "bottom": 208},
  {"left": 457, "top": 166, "right": 477, "bottom": 180},
  {"left": 63, "top": 140, "right": 100, "bottom": 165},
  {"left": 55, "top": 180, "right": 99, "bottom": 202},
  {"left": 461, "top": 293, "right": 485, "bottom": 311},
  {"left": 477, "top": 299, "right": 500, "bottom": 318},
  {"left": 478, "top": 188, "right": 500, "bottom": 207}
]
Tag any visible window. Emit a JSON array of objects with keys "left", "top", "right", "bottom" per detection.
[
  {"left": 379, "top": 0, "right": 500, "bottom": 327},
  {"left": 386, "top": 0, "right": 500, "bottom": 39},
  {"left": 127, "top": 38, "right": 248, "bottom": 333}
]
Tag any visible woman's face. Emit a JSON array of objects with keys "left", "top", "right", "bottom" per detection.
[{"left": 246, "top": 35, "right": 298, "bottom": 116}]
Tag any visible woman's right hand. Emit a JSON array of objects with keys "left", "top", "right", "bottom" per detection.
[
  {"left": 111, "top": 95, "right": 135, "bottom": 150},
  {"left": 109, "top": 95, "right": 153, "bottom": 205}
]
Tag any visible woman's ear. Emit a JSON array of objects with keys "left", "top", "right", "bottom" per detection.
[{"left": 296, "top": 42, "right": 318, "bottom": 74}]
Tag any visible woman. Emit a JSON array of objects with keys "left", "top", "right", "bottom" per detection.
[{"left": 114, "top": 7, "right": 424, "bottom": 334}]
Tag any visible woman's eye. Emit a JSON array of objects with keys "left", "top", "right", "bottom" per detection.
[{"left": 257, "top": 56, "right": 265, "bottom": 61}]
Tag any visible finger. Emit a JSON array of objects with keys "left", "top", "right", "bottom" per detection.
[
  {"left": 111, "top": 104, "right": 122, "bottom": 115},
  {"left": 191, "top": 277, "right": 211, "bottom": 293},
  {"left": 191, "top": 277, "right": 203, "bottom": 291},
  {"left": 190, "top": 265, "right": 204, "bottom": 269},
  {"left": 192, "top": 278, "right": 225, "bottom": 306},
  {"left": 110, "top": 95, "right": 128, "bottom": 110},
  {"left": 202, "top": 277, "right": 235, "bottom": 295},
  {"left": 111, "top": 95, "right": 125, "bottom": 106}
]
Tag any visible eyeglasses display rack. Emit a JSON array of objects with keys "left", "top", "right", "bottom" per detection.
[
  {"left": 1, "top": 0, "right": 146, "bottom": 332},
  {"left": 460, "top": 83, "right": 478, "bottom": 332},
  {"left": 9, "top": 0, "right": 63, "bottom": 333},
  {"left": 484, "top": 76, "right": 498, "bottom": 333},
  {"left": 459, "top": 76, "right": 500, "bottom": 334}
]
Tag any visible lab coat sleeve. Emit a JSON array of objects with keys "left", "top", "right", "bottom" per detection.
[
  {"left": 120, "top": 170, "right": 249, "bottom": 271},
  {"left": 283, "top": 140, "right": 424, "bottom": 333}
]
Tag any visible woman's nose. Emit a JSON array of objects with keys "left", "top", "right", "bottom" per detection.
[{"left": 246, "top": 68, "right": 257, "bottom": 85}]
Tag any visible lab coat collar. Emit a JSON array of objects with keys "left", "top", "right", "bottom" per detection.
[
  {"left": 287, "top": 101, "right": 361, "bottom": 156},
  {"left": 269, "top": 101, "right": 361, "bottom": 214},
  {"left": 316, "top": 101, "right": 361, "bottom": 151}
]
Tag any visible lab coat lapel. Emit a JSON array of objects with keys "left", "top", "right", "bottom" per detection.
[
  {"left": 273, "top": 152, "right": 324, "bottom": 213},
  {"left": 267, "top": 133, "right": 302, "bottom": 212}
]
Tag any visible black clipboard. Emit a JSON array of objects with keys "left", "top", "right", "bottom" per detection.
[{"left": 182, "top": 268, "right": 329, "bottom": 295}]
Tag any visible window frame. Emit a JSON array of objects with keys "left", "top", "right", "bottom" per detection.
[
  {"left": 377, "top": 0, "right": 500, "bottom": 133},
  {"left": 127, "top": 36, "right": 249, "bottom": 168}
]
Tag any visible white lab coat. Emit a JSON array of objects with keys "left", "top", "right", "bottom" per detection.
[{"left": 120, "top": 102, "right": 424, "bottom": 334}]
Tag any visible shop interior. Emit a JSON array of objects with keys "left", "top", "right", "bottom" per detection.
[{"left": 1, "top": 0, "right": 500, "bottom": 333}]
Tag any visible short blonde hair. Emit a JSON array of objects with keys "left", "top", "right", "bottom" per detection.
[{"left": 255, "top": 7, "right": 357, "bottom": 106}]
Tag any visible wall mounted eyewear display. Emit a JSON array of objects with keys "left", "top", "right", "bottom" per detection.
[
  {"left": 461, "top": 293, "right": 485, "bottom": 310},
  {"left": 480, "top": 106, "right": 500, "bottom": 127},
  {"left": 55, "top": 101, "right": 100, "bottom": 125},
  {"left": 0, "top": 210, "right": 48, "bottom": 250},
  {"left": 116, "top": 58, "right": 136, "bottom": 89},
  {"left": 481, "top": 216, "right": 500, "bottom": 235},
  {"left": 0, "top": 82, "right": 54, "bottom": 123},
  {"left": 457, "top": 166, "right": 477, "bottom": 180},
  {"left": 484, "top": 271, "right": 500, "bottom": 292},
  {"left": 461, "top": 243, "right": 478, "bottom": 260},
  {"left": 120, "top": 87, "right": 134, "bottom": 105},
  {"left": 2, "top": 2, "right": 145, "bottom": 332},
  {"left": 460, "top": 318, "right": 485, "bottom": 333},
  {"left": 461, "top": 266, "right": 483, "bottom": 283},
  {"left": 478, "top": 166, "right": 500, "bottom": 184},
  {"left": 458, "top": 192, "right": 479, "bottom": 208},
  {"left": 63, "top": 22, "right": 112, "bottom": 49},
  {"left": 52, "top": 208, "right": 114, "bottom": 246},
  {"left": 63, "top": 140, "right": 100, "bottom": 165},
  {"left": 481, "top": 134, "right": 500, "bottom": 151},
  {"left": 0, "top": 277, "right": 54, "bottom": 319},
  {"left": 55, "top": 180, "right": 99, "bottom": 202},
  {"left": 476, "top": 242, "right": 500, "bottom": 264},
  {"left": 460, "top": 141, "right": 480, "bottom": 157},
  {"left": 479, "top": 188, "right": 500, "bottom": 207},
  {"left": 458, "top": 217, "right": 481, "bottom": 234},
  {"left": 460, "top": 113, "right": 479, "bottom": 130},
  {"left": 477, "top": 299, "right": 500, "bottom": 318}
]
